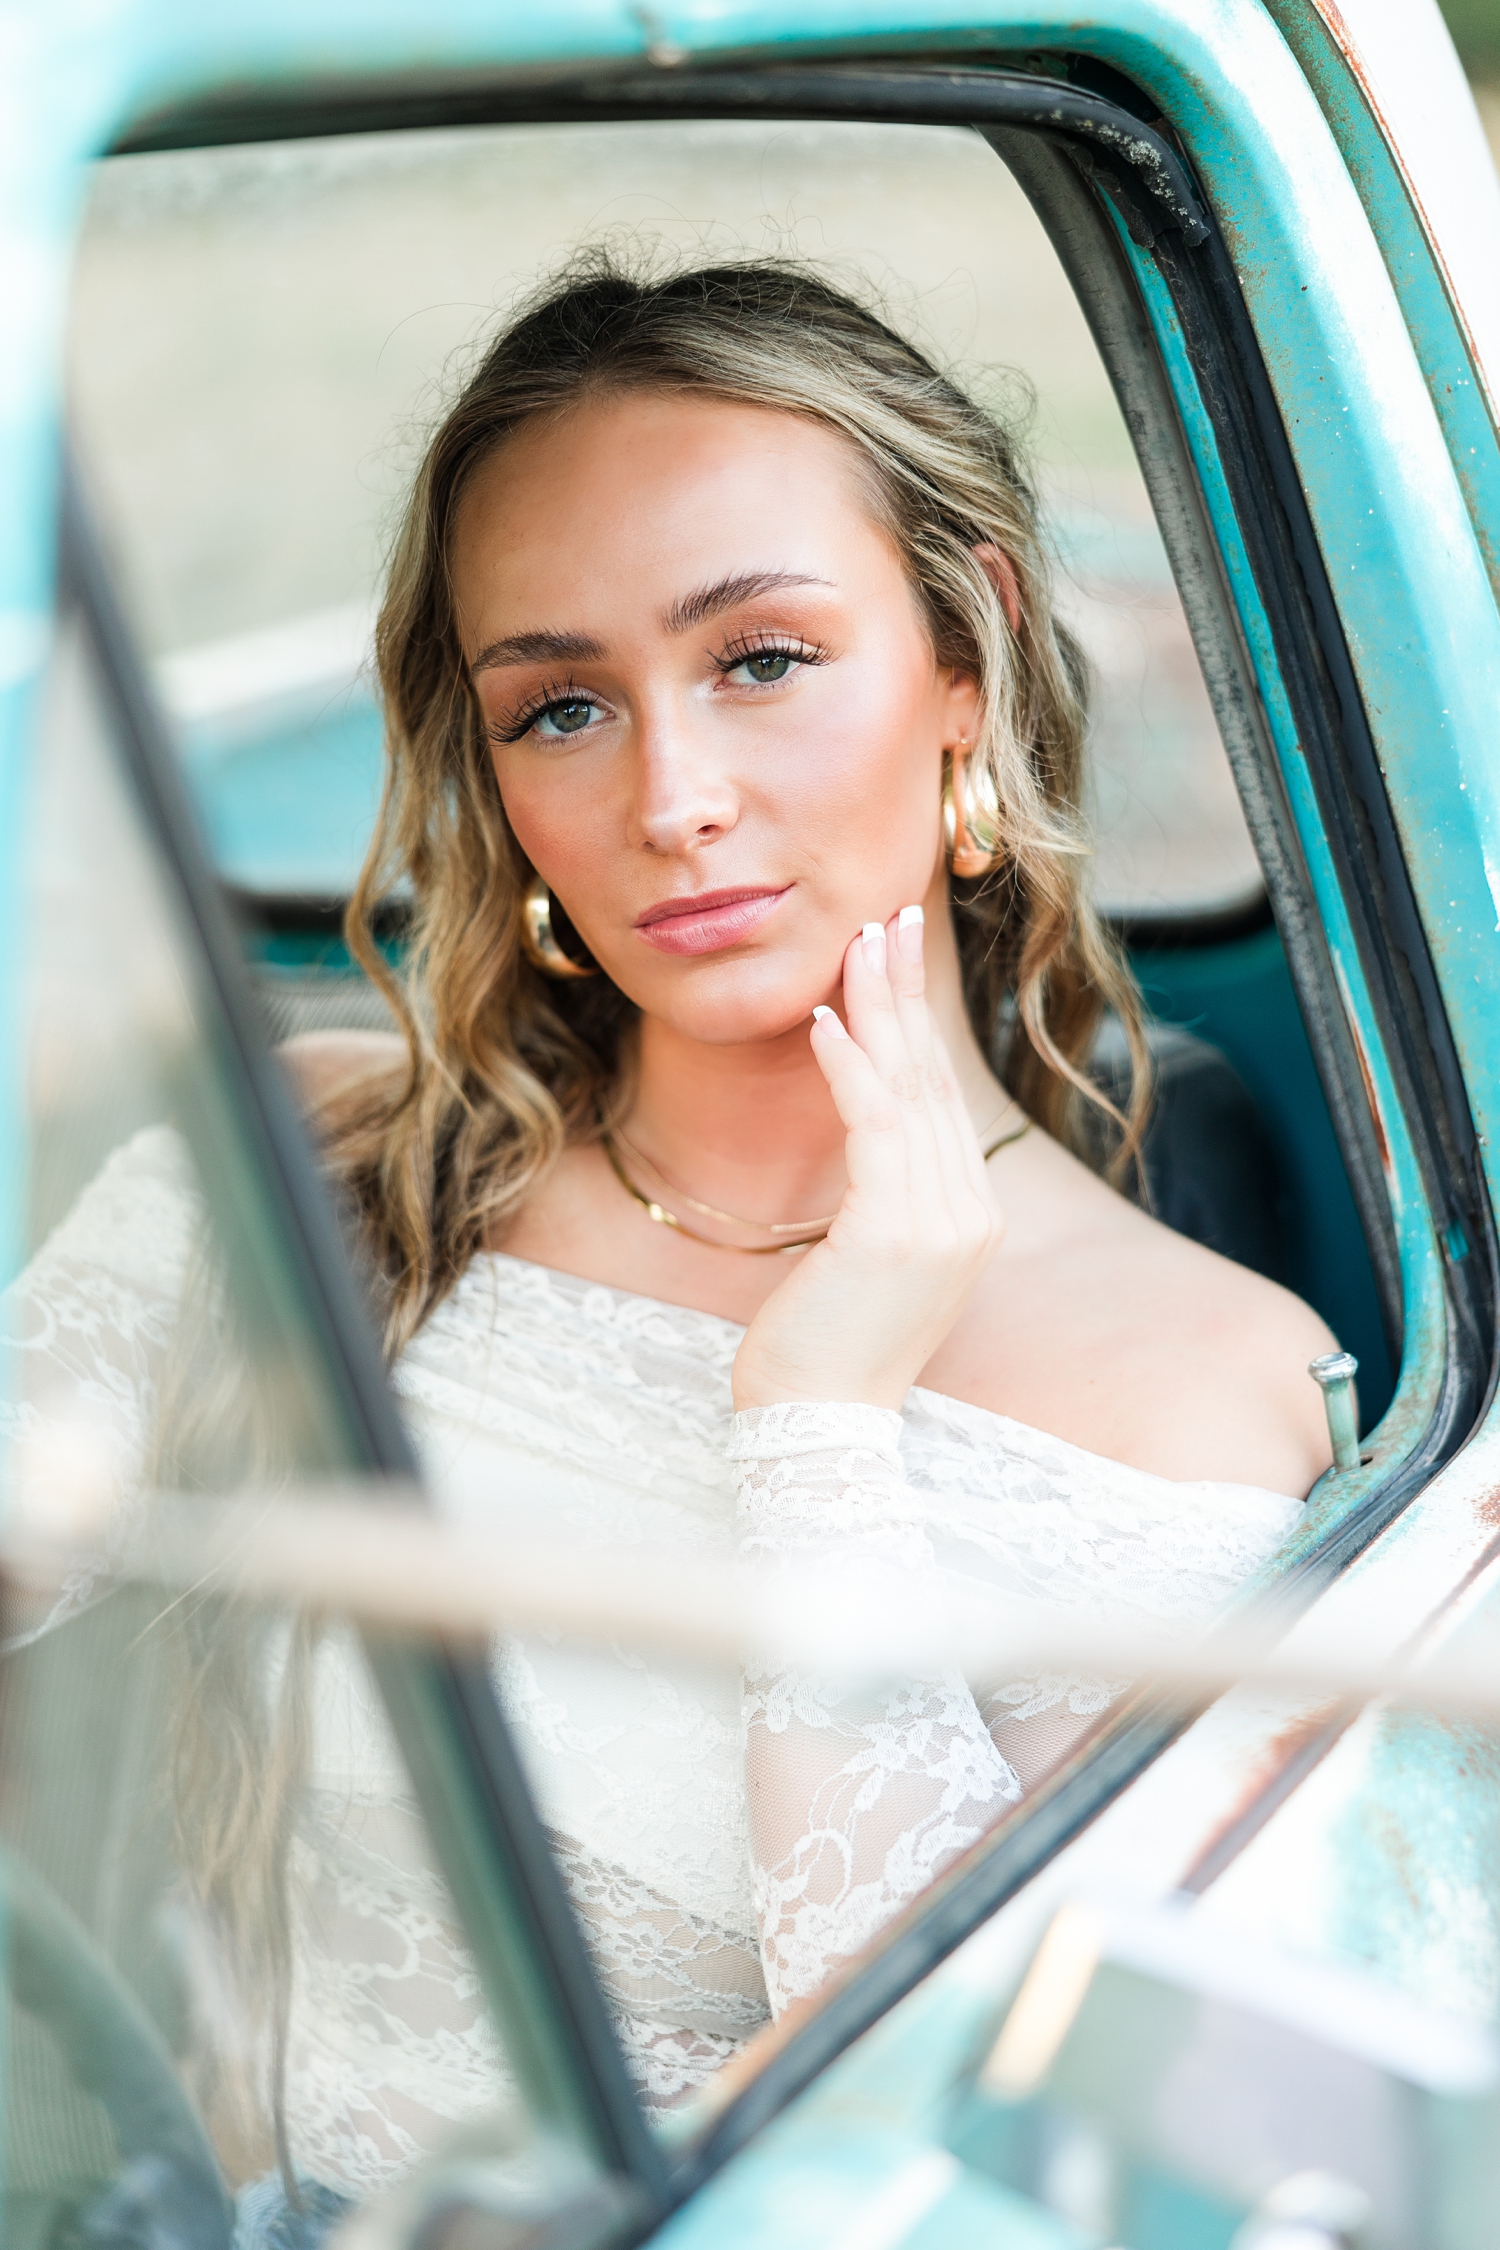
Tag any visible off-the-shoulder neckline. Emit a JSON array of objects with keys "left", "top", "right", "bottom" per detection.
[{"left": 464, "top": 1248, "right": 1303, "bottom": 1511}]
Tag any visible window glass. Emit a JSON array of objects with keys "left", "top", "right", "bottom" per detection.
[
  {"left": 0, "top": 610, "right": 612, "bottom": 2243},
  {"left": 68, "top": 119, "right": 1262, "bottom": 920}
]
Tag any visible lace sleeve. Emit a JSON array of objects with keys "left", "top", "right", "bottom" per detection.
[
  {"left": 730, "top": 1402, "right": 1021, "bottom": 2016},
  {"left": 0, "top": 1127, "right": 200, "bottom": 1645}
]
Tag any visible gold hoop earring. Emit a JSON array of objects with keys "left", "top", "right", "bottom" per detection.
[
  {"left": 943, "top": 743, "right": 1003, "bottom": 878},
  {"left": 520, "top": 873, "right": 598, "bottom": 979}
]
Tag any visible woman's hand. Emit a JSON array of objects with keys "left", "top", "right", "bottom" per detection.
[{"left": 732, "top": 906, "right": 1003, "bottom": 1413}]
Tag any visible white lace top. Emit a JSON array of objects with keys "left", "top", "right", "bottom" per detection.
[{"left": 1, "top": 1129, "right": 1302, "bottom": 2195}]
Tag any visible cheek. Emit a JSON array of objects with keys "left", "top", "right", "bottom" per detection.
[
  {"left": 774, "top": 648, "right": 944, "bottom": 831},
  {"left": 490, "top": 747, "right": 616, "bottom": 888}
]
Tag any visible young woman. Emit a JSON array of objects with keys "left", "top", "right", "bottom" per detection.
[
  {"left": 285, "top": 260, "right": 1333, "bottom": 2116},
  {"left": 2, "top": 259, "right": 1335, "bottom": 2209}
]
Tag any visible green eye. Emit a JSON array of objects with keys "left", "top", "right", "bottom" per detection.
[
  {"left": 536, "top": 697, "right": 598, "bottom": 737},
  {"left": 740, "top": 652, "right": 793, "bottom": 683}
]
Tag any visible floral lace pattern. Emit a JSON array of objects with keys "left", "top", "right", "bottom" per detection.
[
  {"left": 286, "top": 1634, "right": 508, "bottom": 2197},
  {"left": 0, "top": 1127, "right": 199, "bottom": 1648},
  {"left": 1, "top": 1128, "right": 1304, "bottom": 2192},
  {"left": 731, "top": 1402, "right": 1024, "bottom": 2010}
]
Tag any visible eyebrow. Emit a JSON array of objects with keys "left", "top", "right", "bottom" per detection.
[
  {"left": 662, "top": 570, "right": 832, "bottom": 634},
  {"left": 469, "top": 570, "right": 832, "bottom": 675},
  {"left": 470, "top": 627, "right": 606, "bottom": 675}
]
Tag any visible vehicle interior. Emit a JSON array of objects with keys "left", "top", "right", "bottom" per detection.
[{"left": 2, "top": 55, "right": 1492, "bottom": 2250}]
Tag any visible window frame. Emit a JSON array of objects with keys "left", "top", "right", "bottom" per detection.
[{"left": 59, "top": 50, "right": 1500, "bottom": 2228}]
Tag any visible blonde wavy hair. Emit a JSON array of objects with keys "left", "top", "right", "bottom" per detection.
[{"left": 330, "top": 256, "right": 1146, "bottom": 1352}]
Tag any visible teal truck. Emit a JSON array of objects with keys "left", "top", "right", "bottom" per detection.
[{"left": 4, "top": 3, "right": 1500, "bottom": 2245}]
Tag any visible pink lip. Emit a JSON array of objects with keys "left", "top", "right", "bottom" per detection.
[{"left": 634, "top": 885, "right": 790, "bottom": 956}]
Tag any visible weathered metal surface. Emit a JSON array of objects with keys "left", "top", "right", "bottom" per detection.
[
  {"left": 1300, "top": 1, "right": 1500, "bottom": 406},
  {"left": 1263, "top": 2, "right": 1500, "bottom": 600},
  {"left": 1193, "top": 1437, "right": 1500, "bottom": 2024}
]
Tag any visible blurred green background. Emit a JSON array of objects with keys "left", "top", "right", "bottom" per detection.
[
  {"left": 1441, "top": 1, "right": 1500, "bottom": 161},
  {"left": 1443, "top": 0, "right": 1500, "bottom": 79}
]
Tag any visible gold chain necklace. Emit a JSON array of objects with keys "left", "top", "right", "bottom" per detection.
[
  {"left": 612, "top": 1124, "right": 840, "bottom": 1235},
  {"left": 602, "top": 1110, "right": 1032, "bottom": 1255}
]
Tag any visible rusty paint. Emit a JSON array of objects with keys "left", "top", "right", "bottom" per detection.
[
  {"left": 1177, "top": 1697, "right": 1360, "bottom": 1895},
  {"left": 1338, "top": 961, "right": 1393, "bottom": 1178},
  {"left": 1329, "top": 1704, "right": 1500, "bottom": 2017},
  {"left": 1384, "top": 1480, "right": 1500, "bottom": 1655}
]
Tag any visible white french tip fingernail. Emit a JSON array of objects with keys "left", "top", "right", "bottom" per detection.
[
  {"left": 897, "top": 903, "right": 924, "bottom": 960},
  {"left": 812, "top": 1005, "right": 846, "bottom": 1035},
  {"left": 861, "top": 920, "right": 886, "bottom": 971}
]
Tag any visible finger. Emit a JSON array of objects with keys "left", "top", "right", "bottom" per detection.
[
  {"left": 840, "top": 924, "right": 954, "bottom": 1231},
  {"left": 885, "top": 903, "right": 962, "bottom": 1136},
  {"left": 882, "top": 906, "right": 982, "bottom": 1214},
  {"left": 884, "top": 903, "right": 936, "bottom": 1072},
  {"left": 809, "top": 1006, "right": 912, "bottom": 1208},
  {"left": 840, "top": 920, "right": 920, "bottom": 1098},
  {"left": 927, "top": 1014, "right": 998, "bottom": 1206},
  {"left": 838, "top": 922, "right": 995, "bottom": 1258}
]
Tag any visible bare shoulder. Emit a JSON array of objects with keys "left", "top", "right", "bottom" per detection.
[
  {"left": 1137, "top": 1212, "right": 1336, "bottom": 1396},
  {"left": 1063, "top": 1182, "right": 1338, "bottom": 1493},
  {"left": 277, "top": 1030, "right": 409, "bottom": 1115},
  {"left": 938, "top": 1128, "right": 1338, "bottom": 1497},
  {"left": 1116, "top": 1211, "right": 1338, "bottom": 1493}
]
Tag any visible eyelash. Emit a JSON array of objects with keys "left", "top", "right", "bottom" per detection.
[
  {"left": 716, "top": 633, "right": 828, "bottom": 678},
  {"left": 490, "top": 677, "right": 585, "bottom": 744},
  {"left": 490, "top": 637, "right": 828, "bottom": 745}
]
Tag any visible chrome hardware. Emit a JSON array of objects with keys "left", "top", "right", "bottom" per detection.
[{"left": 1308, "top": 1351, "right": 1361, "bottom": 1472}]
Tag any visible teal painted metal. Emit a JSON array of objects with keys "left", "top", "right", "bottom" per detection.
[
  {"left": 1262, "top": 0, "right": 1500, "bottom": 600},
  {"left": 1331, "top": 1699, "right": 1500, "bottom": 2022},
  {"left": 652, "top": 1962, "right": 1090, "bottom": 2250}
]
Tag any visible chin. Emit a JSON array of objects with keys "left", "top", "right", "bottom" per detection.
[{"left": 630, "top": 954, "right": 837, "bottom": 1046}]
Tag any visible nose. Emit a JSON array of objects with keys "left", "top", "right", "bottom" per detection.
[{"left": 626, "top": 697, "right": 740, "bottom": 856}]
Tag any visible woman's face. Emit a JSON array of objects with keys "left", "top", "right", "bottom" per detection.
[{"left": 452, "top": 389, "right": 978, "bottom": 1045}]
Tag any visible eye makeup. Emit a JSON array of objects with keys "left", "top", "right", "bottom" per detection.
[
  {"left": 714, "top": 630, "right": 829, "bottom": 680},
  {"left": 488, "top": 677, "right": 607, "bottom": 745},
  {"left": 487, "top": 629, "right": 831, "bottom": 746}
]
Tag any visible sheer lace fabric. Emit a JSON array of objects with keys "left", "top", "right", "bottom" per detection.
[
  {"left": 1, "top": 1128, "right": 1302, "bottom": 2192},
  {"left": 286, "top": 1631, "right": 507, "bottom": 2197},
  {"left": 732, "top": 1402, "right": 1023, "bottom": 2011}
]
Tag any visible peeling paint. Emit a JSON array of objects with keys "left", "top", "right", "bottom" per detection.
[
  {"left": 1329, "top": 1704, "right": 1500, "bottom": 2024},
  {"left": 1178, "top": 1700, "right": 1356, "bottom": 1894}
]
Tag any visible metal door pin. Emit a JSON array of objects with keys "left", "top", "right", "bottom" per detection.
[{"left": 1308, "top": 1351, "right": 1361, "bottom": 1472}]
